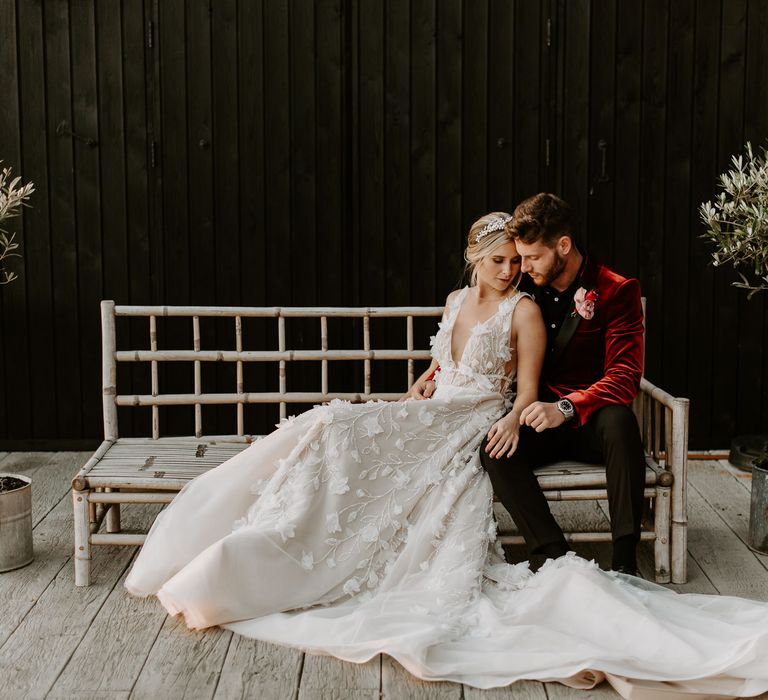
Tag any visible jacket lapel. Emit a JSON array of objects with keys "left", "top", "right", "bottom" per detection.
[{"left": 549, "top": 311, "right": 581, "bottom": 366}]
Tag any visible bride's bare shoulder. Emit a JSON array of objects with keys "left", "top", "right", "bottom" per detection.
[
  {"left": 512, "top": 295, "right": 543, "bottom": 325},
  {"left": 444, "top": 288, "right": 465, "bottom": 306}
]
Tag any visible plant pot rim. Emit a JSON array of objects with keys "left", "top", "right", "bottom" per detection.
[
  {"left": 0, "top": 473, "right": 32, "bottom": 494},
  {"left": 729, "top": 433, "right": 768, "bottom": 472}
]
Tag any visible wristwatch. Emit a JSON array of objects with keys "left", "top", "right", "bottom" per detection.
[{"left": 556, "top": 398, "right": 575, "bottom": 421}]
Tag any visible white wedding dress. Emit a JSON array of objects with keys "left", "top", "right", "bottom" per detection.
[{"left": 126, "top": 288, "right": 768, "bottom": 698}]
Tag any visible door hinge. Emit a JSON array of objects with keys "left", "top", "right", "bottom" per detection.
[
  {"left": 545, "top": 138, "right": 551, "bottom": 167},
  {"left": 546, "top": 18, "right": 552, "bottom": 48},
  {"left": 150, "top": 140, "right": 157, "bottom": 168},
  {"left": 147, "top": 20, "right": 154, "bottom": 49}
]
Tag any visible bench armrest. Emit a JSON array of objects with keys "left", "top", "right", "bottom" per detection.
[
  {"left": 72, "top": 439, "right": 115, "bottom": 491},
  {"left": 637, "top": 378, "right": 690, "bottom": 471},
  {"left": 635, "top": 377, "right": 689, "bottom": 538}
]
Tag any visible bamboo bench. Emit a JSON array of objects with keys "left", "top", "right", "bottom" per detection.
[{"left": 72, "top": 301, "right": 689, "bottom": 586}]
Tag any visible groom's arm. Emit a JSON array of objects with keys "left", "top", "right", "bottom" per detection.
[{"left": 563, "top": 278, "right": 644, "bottom": 426}]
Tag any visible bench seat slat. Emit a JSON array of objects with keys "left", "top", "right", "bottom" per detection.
[{"left": 81, "top": 436, "right": 662, "bottom": 490}]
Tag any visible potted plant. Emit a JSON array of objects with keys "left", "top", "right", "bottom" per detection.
[
  {"left": 0, "top": 162, "right": 34, "bottom": 284},
  {"left": 700, "top": 141, "right": 768, "bottom": 298},
  {"left": 700, "top": 141, "right": 768, "bottom": 553},
  {"left": 0, "top": 162, "right": 35, "bottom": 571}
]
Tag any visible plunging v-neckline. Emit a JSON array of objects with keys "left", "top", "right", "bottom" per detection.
[{"left": 449, "top": 287, "right": 513, "bottom": 366}]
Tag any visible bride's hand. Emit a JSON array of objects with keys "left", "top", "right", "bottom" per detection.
[
  {"left": 405, "top": 379, "right": 436, "bottom": 401},
  {"left": 485, "top": 414, "right": 520, "bottom": 458}
]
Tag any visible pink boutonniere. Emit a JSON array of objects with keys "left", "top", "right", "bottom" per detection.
[{"left": 572, "top": 287, "right": 598, "bottom": 320}]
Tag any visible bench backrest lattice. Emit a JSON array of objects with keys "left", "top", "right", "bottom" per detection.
[{"left": 102, "top": 301, "right": 444, "bottom": 440}]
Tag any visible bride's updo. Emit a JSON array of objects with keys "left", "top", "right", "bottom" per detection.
[{"left": 464, "top": 211, "right": 514, "bottom": 285}]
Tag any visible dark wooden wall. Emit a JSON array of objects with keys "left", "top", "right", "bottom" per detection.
[{"left": 0, "top": 0, "right": 766, "bottom": 448}]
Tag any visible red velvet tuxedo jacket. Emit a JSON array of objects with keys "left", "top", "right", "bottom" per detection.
[{"left": 537, "top": 254, "right": 644, "bottom": 426}]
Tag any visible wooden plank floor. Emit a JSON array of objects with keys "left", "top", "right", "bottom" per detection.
[{"left": 1, "top": 452, "right": 767, "bottom": 699}]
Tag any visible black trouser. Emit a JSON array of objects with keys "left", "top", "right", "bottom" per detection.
[{"left": 480, "top": 405, "right": 646, "bottom": 564}]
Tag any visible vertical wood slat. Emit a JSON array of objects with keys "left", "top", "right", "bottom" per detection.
[
  {"left": 746, "top": 0, "right": 768, "bottom": 433},
  {"left": 557, "top": 0, "right": 590, "bottom": 221},
  {"left": 363, "top": 315, "right": 371, "bottom": 395},
  {"left": 44, "top": 1, "right": 83, "bottom": 440},
  {"left": 686, "top": 0, "right": 720, "bottom": 445},
  {"left": 406, "top": 316, "right": 414, "bottom": 387},
  {"left": 435, "top": 0, "right": 463, "bottom": 298},
  {"left": 664, "top": 405, "right": 673, "bottom": 470},
  {"left": 358, "top": 2, "right": 386, "bottom": 307},
  {"left": 587, "top": 0, "right": 616, "bottom": 259},
  {"left": 487, "top": 0, "right": 514, "bottom": 207},
  {"left": 17, "top": 0, "right": 56, "bottom": 439},
  {"left": 237, "top": 0, "right": 267, "bottom": 436},
  {"left": 278, "top": 315, "right": 286, "bottom": 420},
  {"left": 193, "top": 316, "right": 202, "bottom": 437},
  {"left": 633, "top": 392, "right": 644, "bottom": 438},
  {"left": 71, "top": 1, "right": 103, "bottom": 437},
  {"left": 263, "top": 0, "right": 291, "bottom": 308},
  {"left": 713, "top": 0, "right": 747, "bottom": 444},
  {"left": 150, "top": 315, "right": 159, "bottom": 439},
  {"left": 513, "top": 0, "right": 543, "bottom": 200},
  {"left": 315, "top": 0, "right": 344, "bottom": 307},
  {"left": 612, "top": 0, "right": 643, "bottom": 276},
  {"left": 100, "top": 301, "right": 118, "bottom": 441},
  {"left": 462, "top": 0, "right": 488, "bottom": 222},
  {"left": 158, "top": 0, "right": 191, "bottom": 439},
  {"left": 670, "top": 397, "right": 690, "bottom": 583},
  {"left": 236, "top": 316, "right": 244, "bottom": 435},
  {"left": 662, "top": 0, "right": 695, "bottom": 415},
  {"left": 642, "top": 391, "right": 650, "bottom": 454},
  {"left": 321, "top": 316, "right": 328, "bottom": 395},
  {"left": 0, "top": 0, "right": 26, "bottom": 440},
  {"left": 637, "top": 0, "right": 668, "bottom": 389},
  {"left": 409, "top": 0, "right": 436, "bottom": 305}
]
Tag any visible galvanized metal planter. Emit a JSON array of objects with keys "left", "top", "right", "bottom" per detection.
[
  {"left": 729, "top": 434, "right": 768, "bottom": 472},
  {"left": 0, "top": 473, "right": 34, "bottom": 572},
  {"left": 748, "top": 462, "right": 768, "bottom": 555}
]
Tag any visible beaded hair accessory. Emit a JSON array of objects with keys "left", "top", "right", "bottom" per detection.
[{"left": 474, "top": 214, "right": 512, "bottom": 244}]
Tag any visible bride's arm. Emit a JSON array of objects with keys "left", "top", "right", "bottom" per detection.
[
  {"left": 485, "top": 297, "right": 546, "bottom": 457},
  {"left": 402, "top": 289, "right": 461, "bottom": 400},
  {"left": 402, "top": 359, "right": 440, "bottom": 401},
  {"left": 510, "top": 297, "right": 546, "bottom": 420}
]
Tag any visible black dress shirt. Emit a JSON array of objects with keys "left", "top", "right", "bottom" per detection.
[{"left": 538, "top": 278, "right": 582, "bottom": 353}]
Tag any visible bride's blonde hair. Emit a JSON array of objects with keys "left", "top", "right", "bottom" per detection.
[{"left": 464, "top": 211, "right": 515, "bottom": 286}]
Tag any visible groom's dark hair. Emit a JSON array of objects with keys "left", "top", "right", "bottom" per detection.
[{"left": 508, "top": 193, "right": 577, "bottom": 247}]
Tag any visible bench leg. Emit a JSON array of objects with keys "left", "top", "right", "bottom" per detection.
[
  {"left": 653, "top": 486, "right": 671, "bottom": 584},
  {"left": 106, "top": 488, "right": 121, "bottom": 533},
  {"left": 73, "top": 488, "right": 91, "bottom": 586},
  {"left": 671, "top": 520, "right": 687, "bottom": 584}
]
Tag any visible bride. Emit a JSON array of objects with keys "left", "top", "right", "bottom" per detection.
[{"left": 126, "top": 213, "right": 768, "bottom": 698}]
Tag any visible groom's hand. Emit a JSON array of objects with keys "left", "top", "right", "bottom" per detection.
[{"left": 520, "top": 401, "right": 566, "bottom": 432}]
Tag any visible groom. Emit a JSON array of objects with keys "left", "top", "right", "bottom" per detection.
[{"left": 480, "top": 193, "right": 646, "bottom": 575}]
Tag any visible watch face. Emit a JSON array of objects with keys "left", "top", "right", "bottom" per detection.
[{"left": 558, "top": 399, "right": 573, "bottom": 414}]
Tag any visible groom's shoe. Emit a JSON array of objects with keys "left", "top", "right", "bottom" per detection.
[
  {"left": 611, "top": 535, "right": 638, "bottom": 576},
  {"left": 537, "top": 541, "right": 572, "bottom": 560},
  {"left": 529, "top": 541, "right": 572, "bottom": 572}
]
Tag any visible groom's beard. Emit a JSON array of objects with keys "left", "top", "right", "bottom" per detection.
[{"left": 528, "top": 251, "right": 567, "bottom": 287}]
